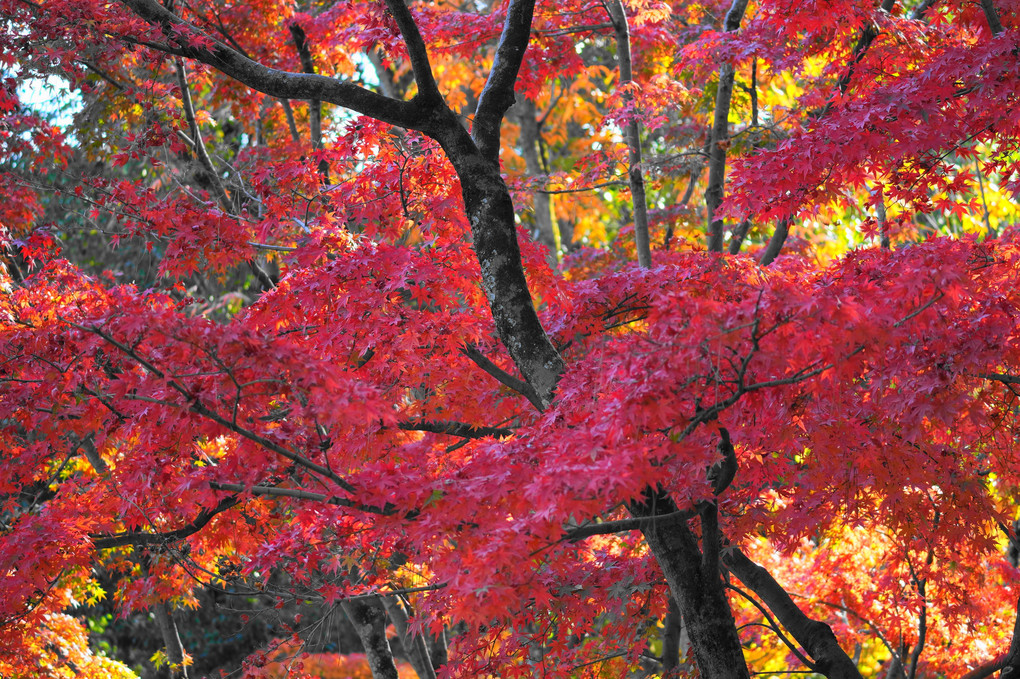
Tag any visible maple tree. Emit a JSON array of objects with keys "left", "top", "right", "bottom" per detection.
[{"left": 2, "top": 0, "right": 1020, "bottom": 676}]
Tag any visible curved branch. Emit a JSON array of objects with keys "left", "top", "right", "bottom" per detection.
[
  {"left": 118, "top": 0, "right": 428, "bottom": 129},
  {"left": 92, "top": 495, "right": 241, "bottom": 549}
]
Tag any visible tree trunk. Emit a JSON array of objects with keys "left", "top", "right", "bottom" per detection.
[
  {"left": 428, "top": 110, "right": 565, "bottom": 406},
  {"left": 381, "top": 596, "right": 437, "bottom": 679},
  {"left": 1002, "top": 596, "right": 1020, "bottom": 679},
  {"left": 515, "top": 99, "right": 560, "bottom": 262},
  {"left": 342, "top": 598, "right": 401, "bottom": 679},
  {"left": 661, "top": 594, "right": 684, "bottom": 677},
  {"left": 153, "top": 601, "right": 189, "bottom": 679},
  {"left": 633, "top": 491, "right": 750, "bottom": 679}
]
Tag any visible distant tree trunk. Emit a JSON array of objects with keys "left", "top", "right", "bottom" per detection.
[
  {"left": 515, "top": 98, "right": 561, "bottom": 262},
  {"left": 661, "top": 594, "right": 684, "bottom": 677},
  {"left": 153, "top": 602, "right": 189, "bottom": 679}
]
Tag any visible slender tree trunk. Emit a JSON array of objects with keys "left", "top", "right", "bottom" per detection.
[
  {"left": 705, "top": 0, "right": 750, "bottom": 252},
  {"left": 1002, "top": 596, "right": 1020, "bottom": 679},
  {"left": 606, "top": 0, "right": 652, "bottom": 268},
  {"left": 661, "top": 594, "right": 683, "bottom": 677},
  {"left": 290, "top": 23, "right": 330, "bottom": 183}
]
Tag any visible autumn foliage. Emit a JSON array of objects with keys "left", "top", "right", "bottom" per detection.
[{"left": 2, "top": 0, "right": 1020, "bottom": 677}]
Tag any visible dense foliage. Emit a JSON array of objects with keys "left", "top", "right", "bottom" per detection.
[{"left": 1, "top": 0, "right": 1020, "bottom": 676}]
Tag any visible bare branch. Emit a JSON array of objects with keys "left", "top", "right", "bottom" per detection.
[
  {"left": 174, "top": 58, "right": 232, "bottom": 212},
  {"left": 726, "top": 582, "right": 817, "bottom": 671},
  {"left": 759, "top": 218, "right": 789, "bottom": 266},
  {"left": 209, "top": 482, "right": 395, "bottom": 515},
  {"left": 67, "top": 320, "right": 358, "bottom": 494},
  {"left": 565, "top": 510, "right": 694, "bottom": 542}
]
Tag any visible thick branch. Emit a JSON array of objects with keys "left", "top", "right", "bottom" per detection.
[
  {"left": 759, "top": 218, "right": 789, "bottom": 266},
  {"left": 708, "top": 427, "right": 737, "bottom": 495},
  {"left": 962, "top": 655, "right": 1009, "bottom": 679},
  {"left": 983, "top": 373, "right": 1020, "bottom": 385},
  {"left": 77, "top": 435, "right": 109, "bottom": 476},
  {"left": 382, "top": 0, "right": 442, "bottom": 105},
  {"left": 722, "top": 548, "right": 863, "bottom": 679},
  {"left": 397, "top": 420, "right": 514, "bottom": 439},
  {"left": 153, "top": 602, "right": 189, "bottom": 679},
  {"left": 119, "top": 0, "right": 427, "bottom": 129},
  {"left": 473, "top": 0, "right": 537, "bottom": 163}
]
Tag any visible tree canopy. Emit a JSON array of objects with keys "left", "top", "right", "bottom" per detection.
[{"left": 1, "top": 0, "right": 1020, "bottom": 676}]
